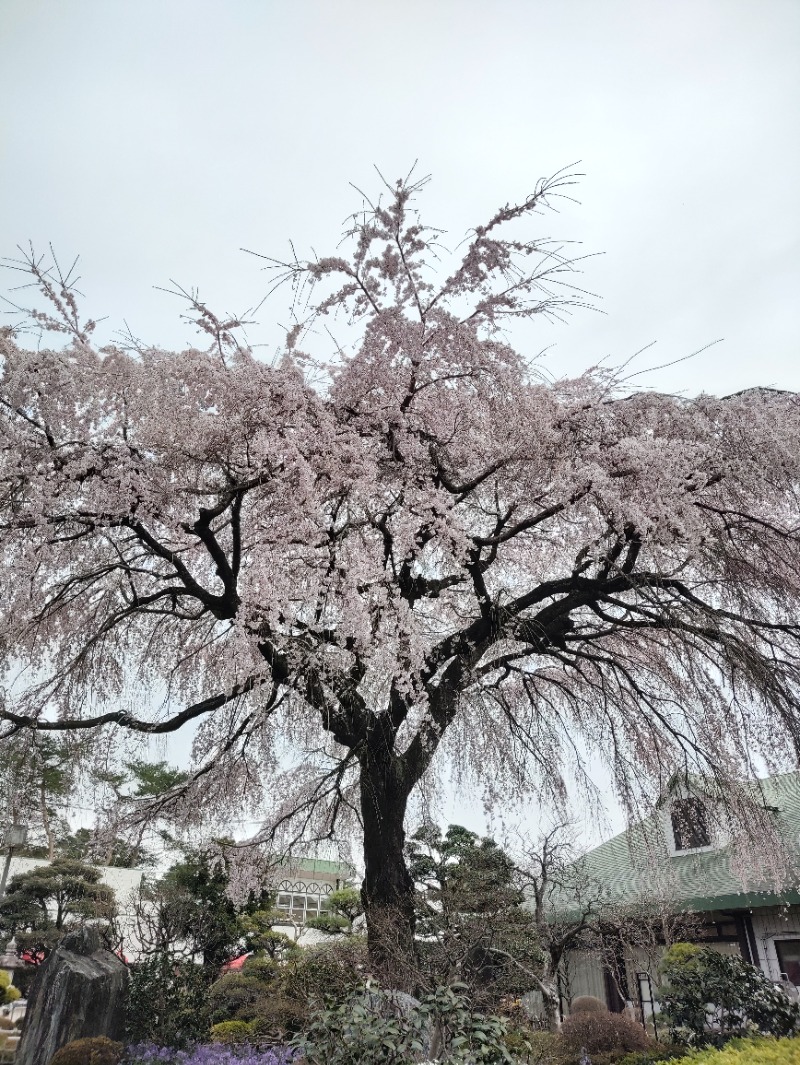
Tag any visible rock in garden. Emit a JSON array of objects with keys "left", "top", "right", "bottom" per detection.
[{"left": 16, "top": 924, "right": 129, "bottom": 1065}]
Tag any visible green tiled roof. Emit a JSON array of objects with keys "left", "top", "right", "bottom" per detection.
[
  {"left": 567, "top": 771, "right": 800, "bottom": 914},
  {"left": 282, "top": 856, "right": 355, "bottom": 877}
]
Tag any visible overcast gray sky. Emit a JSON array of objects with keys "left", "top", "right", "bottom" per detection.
[
  {"left": 2, "top": 0, "right": 798, "bottom": 394},
  {"left": 1, "top": 0, "right": 799, "bottom": 845}
]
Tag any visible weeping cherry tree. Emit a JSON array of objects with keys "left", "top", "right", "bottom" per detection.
[{"left": 1, "top": 168, "right": 800, "bottom": 968}]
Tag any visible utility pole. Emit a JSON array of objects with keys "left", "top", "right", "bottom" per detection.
[{"left": 0, "top": 825, "right": 27, "bottom": 901}]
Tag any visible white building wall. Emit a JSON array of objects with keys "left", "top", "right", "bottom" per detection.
[
  {"left": 562, "top": 949, "right": 607, "bottom": 1004},
  {"left": 2, "top": 856, "right": 146, "bottom": 960},
  {"left": 749, "top": 905, "right": 800, "bottom": 982}
]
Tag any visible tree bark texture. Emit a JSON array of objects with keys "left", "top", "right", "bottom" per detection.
[{"left": 359, "top": 735, "right": 416, "bottom": 987}]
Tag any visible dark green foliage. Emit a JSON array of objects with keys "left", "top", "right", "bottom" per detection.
[
  {"left": 48, "top": 1036, "right": 124, "bottom": 1065},
  {"left": 137, "top": 848, "right": 259, "bottom": 972},
  {"left": 658, "top": 943, "right": 800, "bottom": 1045},
  {"left": 55, "top": 827, "right": 153, "bottom": 869},
  {"left": 209, "top": 962, "right": 279, "bottom": 1024},
  {"left": 239, "top": 908, "right": 299, "bottom": 960},
  {"left": 160, "top": 850, "right": 241, "bottom": 969},
  {"left": 206, "top": 938, "right": 370, "bottom": 1043},
  {"left": 296, "top": 980, "right": 514, "bottom": 1065},
  {"left": 125, "top": 955, "right": 213, "bottom": 1048},
  {"left": 406, "top": 823, "right": 541, "bottom": 1003},
  {"left": 408, "top": 824, "right": 524, "bottom": 919},
  {"left": 126, "top": 759, "right": 189, "bottom": 797},
  {"left": 305, "top": 887, "right": 363, "bottom": 936},
  {"left": 0, "top": 735, "right": 81, "bottom": 860},
  {"left": 209, "top": 958, "right": 306, "bottom": 1044},
  {"left": 281, "top": 936, "right": 369, "bottom": 1007},
  {"left": 559, "top": 1012, "right": 650, "bottom": 1060},
  {"left": 0, "top": 857, "right": 116, "bottom": 960},
  {"left": 126, "top": 846, "right": 283, "bottom": 1045}
]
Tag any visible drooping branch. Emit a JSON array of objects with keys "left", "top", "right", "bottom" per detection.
[{"left": 0, "top": 678, "right": 259, "bottom": 737}]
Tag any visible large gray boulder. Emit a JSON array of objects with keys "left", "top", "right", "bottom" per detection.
[{"left": 17, "top": 923, "right": 128, "bottom": 1065}]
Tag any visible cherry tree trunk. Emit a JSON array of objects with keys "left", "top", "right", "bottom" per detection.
[{"left": 359, "top": 738, "right": 416, "bottom": 986}]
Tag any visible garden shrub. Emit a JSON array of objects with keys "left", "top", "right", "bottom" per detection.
[
  {"left": 503, "top": 1026, "right": 533, "bottom": 1060},
  {"left": 210, "top": 1019, "right": 255, "bottom": 1044},
  {"left": 571, "top": 995, "right": 608, "bottom": 1015},
  {"left": 207, "top": 945, "right": 368, "bottom": 1035},
  {"left": 0, "top": 1016, "right": 14, "bottom": 1030},
  {"left": 247, "top": 1000, "right": 308, "bottom": 1047},
  {"left": 126, "top": 955, "right": 214, "bottom": 1048},
  {"left": 205, "top": 939, "right": 368, "bottom": 1044},
  {"left": 208, "top": 956, "right": 306, "bottom": 1042},
  {"left": 48, "top": 1036, "right": 124, "bottom": 1065},
  {"left": 617, "top": 1045, "right": 689, "bottom": 1064},
  {"left": 296, "top": 980, "right": 515, "bottom": 1065},
  {"left": 280, "top": 937, "right": 368, "bottom": 1007},
  {"left": 678, "top": 1036, "right": 800, "bottom": 1063},
  {"left": 0, "top": 970, "right": 20, "bottom": 1006},
  {"left": 659, "top": 944, "right": 800, "bottom": 1045},
  {"left": 209, "top": 970, "right": 274, "bottom": 1023},
  {"left": 422, "top": 982, "right": 515, "bottom": 1063},
  {"left": 507, "top": 1028, "right": 564, "bottom": 1063},
  {"left": 560, "top": 1010, "right": 651, "bottom": 1060}
]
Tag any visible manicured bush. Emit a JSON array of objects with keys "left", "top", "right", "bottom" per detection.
[
  {"left": 659, "top": 944, "right": 800, "bottom": 1045},
  {"left": 209, "top": 971, "right": 272, "bottom": 1023},
  {"left": 507, "top": 1028, "right": 563, "bottom": 1063},
  {"left": 210, "top": 1020, "right": 255, "bottom": 1044},
  {"left": 571, "top": 995, "right": 608, "bottom": 1015},
  {"left": 560, "top": 1010, "right": 651, "bottom": 1059},
  {"left": 280, "top": 937, "right": 368, "bottom": 1007},
  {"left": 0, "top": 970, "right": 20, "bottom": 1005},
  {"left": 208, "top": 956, "right": 306, "bottom": 1043},
  {"left": 207, "top": 939, "right": 369, "bottom": 1045},
  {"left": 49, "top": 1035, "right": 124, "bottom": 1065}
]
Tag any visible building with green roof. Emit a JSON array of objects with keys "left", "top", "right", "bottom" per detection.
[
  {"left": 550, "top": 771, "right": 800, "bottom": 1026},
  {"left": 272, "top": 855, "right": 356, "bottom": 929}
]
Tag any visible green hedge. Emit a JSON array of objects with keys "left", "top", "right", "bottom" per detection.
[{"left": 678, "top": 1036, "right": 800, "bottom": 1064}]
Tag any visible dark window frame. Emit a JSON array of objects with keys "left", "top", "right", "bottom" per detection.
[
  {"left": 776, "top": 939, "right": 800, "bottom": 986},
  {"left": 670, "top": 796, "right": 711, "bottom": 851}
]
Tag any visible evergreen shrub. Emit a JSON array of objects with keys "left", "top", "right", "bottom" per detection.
[
  {"left": 210, "top": 1020, "right": 255, "bottom": 1044},
  {"left": 48, "top": 1035, "right": 124, "bottom": 1065},
  {"left": 126, "top": 956, "right": 213, "bottom": 1048},
  {"left": 659, "top": 944, "right": 800, "bottom": 1045},
  {"left": 296, "top": 980, "right": 514, "bottom": 1065}
]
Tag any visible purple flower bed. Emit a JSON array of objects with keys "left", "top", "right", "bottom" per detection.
[{"left": 125, "top": 1044, "right": 300, "bottom": 1065}]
